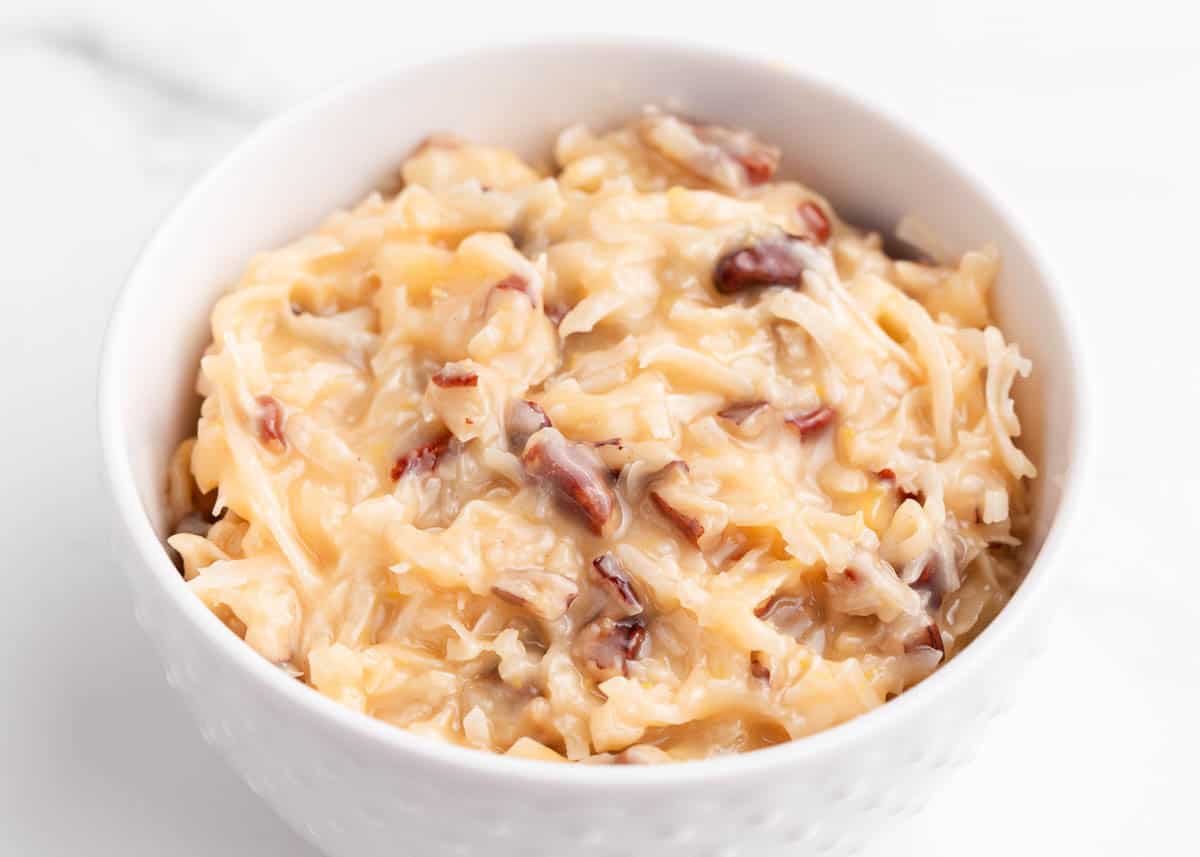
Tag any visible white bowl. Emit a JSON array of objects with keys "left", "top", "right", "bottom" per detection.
[{"left": 98, "top": 38, "right": 1089, "bottom": 857}]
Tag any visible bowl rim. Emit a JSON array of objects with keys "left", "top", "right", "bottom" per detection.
[{"left": 97, "top": 34, "right": 1092, "bottom": 787}]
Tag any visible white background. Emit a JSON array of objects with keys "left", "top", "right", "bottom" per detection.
[{"left": 1, "top": 1, "right": 1196, "bottom": 854}]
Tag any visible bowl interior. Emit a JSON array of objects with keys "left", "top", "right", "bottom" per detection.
[{"left": 102, "top": 39, "right": 1080, "bottom": 749}]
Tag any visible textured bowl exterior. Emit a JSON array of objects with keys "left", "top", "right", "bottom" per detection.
[
  {"left": 120, "top": 513, "right": 1049, "bottom": 857},
  {"left": 99, "top": 39, "right": 1087, "bottom": 857}
]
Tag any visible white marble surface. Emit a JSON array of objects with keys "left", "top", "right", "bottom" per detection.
[{"left": 1, "top": 1, "right": 1197, "bottom": 854}]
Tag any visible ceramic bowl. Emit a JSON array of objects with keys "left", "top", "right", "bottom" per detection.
[{"left": 98, "top": 38, "right": 1089, "bottom": 857}]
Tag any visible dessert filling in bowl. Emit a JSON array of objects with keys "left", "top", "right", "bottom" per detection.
[{"left": 166, "top": 111, "right": 1036, "bottom": 763}]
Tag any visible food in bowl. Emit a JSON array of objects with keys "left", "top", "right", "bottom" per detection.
[{"left": 165, "top": 110, "right": 1036, "bottom": 763}]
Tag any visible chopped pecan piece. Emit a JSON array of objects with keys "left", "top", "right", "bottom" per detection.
[
  {"left": 591, "top": 553, "right": 643, "bottom": 616},
  {"left": 713, "top": 235, "right": 809, "bottom": 294},
  {"left": 255, "top": 395, "right": 286, "bottom": 449},
  {"left": 878, "top": 468, "right": 923, "bottom": 504},
  {"left": 491, "top": 569, "right": 578, "bottom": 620},
  {"left": 431, "top": 364, "right": 479, "bottom": 388},
  {"left": 749, "top": 651, "right": 771, "bottom": 682},
  {"left": 717, "top": 400, "right": 769, "bottom": 425},
  {"left": 574, "top": 615, "right": 647, "bottom": 681},
  {"left": 651, "top": 459, "right": 689, "bottom": 483},
  {"left": 650, "top": 493, "right": 704, "bottom": 546},
  {"left": 486, "top": 274, "right": 537, "bottom": 314},
  {"left": 506, "top": 400, "right": 552, "bottom": 453},
  {"left": 544, "top": 302, "right": 568, "bottom": 326},
  {"left": 648, "top": 461, "right": 704, "bottom": 546},
  {"left": 701, "top": 123, "right": 780, "bottom": 185},
  {"left": 522, "top": 429, "right": 617, "bottom": 536},
  {"left": 638, "top": 113, "right": 781, "bottom": 190},
  {"left": 492, "top": 273, "right": 533, "bottom": 302},
  {"left": 909, "top": 552, "right": 958, "bottom": 609},
  {"left": 785, "top": 406, "right": 836, "bottom": 439},
  {"left": 730, "top": 146, "right": 777, "bottom": 185},
  {"left": 754, "top": 594, "right": 817, "bottom": 639},
  {"left": 904, "top": 622, "right": 945, "bottom": 658},
  {"left": 390, "top": 433, "right": 452, "bottom": 480},
  {"left": 797, "top": 201, "right": 832, "bottom": 243}
]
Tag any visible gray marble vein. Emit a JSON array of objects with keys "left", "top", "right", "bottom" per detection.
[{"left": 27, "top": 22, "right": 269, "bottom": 124}]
